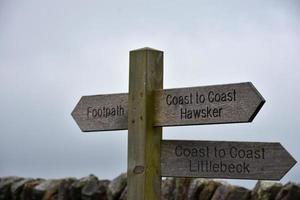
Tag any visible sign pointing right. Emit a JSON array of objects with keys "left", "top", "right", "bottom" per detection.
[
  {"left": 154, "top": 82, "right": 265, "bottom": 127},
  {"left": 161, "top": 140, "right": 297, "bottom": 180}
]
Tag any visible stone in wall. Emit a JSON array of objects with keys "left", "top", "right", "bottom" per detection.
[
  {"left": 226, "top": 186, "right": 251, "bottom": 200},
  {"left": 251, "top": 181, "right": 283, "bottom": 200},
  {"left": 275, "top": 182, "right": 300, "bottom": 200},
  {"left": 70, "top": 175, "right": 98, "bottom": 200},
  {"left": 210, "top": 183, "right": 251, "bottom": 200},
  {"left": 118, "top": 186, "right": 127, "bottom": 200},
  {"left": 11, "top": 178, "right": 33, "bottom": 200},
  {"left": 57, "top": 178, "right": 76, "bottom": 200},
  {"left": 198, "top": 180, "right": 222, "bottom": 200},
  {"left": 21, "top": 179, "right": 44, "bottom": 200},
  {"left": 174, "top": 178, "right": 192, "bottom": 200},
  {"left": 161, "top": 178, "right": 175, "bottom": 200},
  {"left": 0, "top": 176, "right": 23, "bottom": 200},
  {"left": 187, "top": 178, "right": 208, "bottom": 200},
  {"left": 32, "top": 179, "right": 62, "bottom": 200},
  {"left": 211, "top": 184, "right": 234, "bottom": 200},
  {"left": 107, "top": 173, "right": 127, "bottom": 200},
  {"left": 82, "top": 179, "right": 110, "bottom": 200}
]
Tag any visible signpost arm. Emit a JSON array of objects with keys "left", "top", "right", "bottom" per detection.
[{"left": 127, "top": 48, "right": 163, "bottom": 200}]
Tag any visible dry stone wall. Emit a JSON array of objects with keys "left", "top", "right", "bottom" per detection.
[{"left": 1, "top": 173, "right": 299, "bottom": 200}]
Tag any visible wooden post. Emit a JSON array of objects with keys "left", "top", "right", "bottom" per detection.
[{"left": 127, "top": 47, "right": 163, "bottom": 200}]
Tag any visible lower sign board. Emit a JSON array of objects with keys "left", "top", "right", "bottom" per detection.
[{"left": 161, "top": 140, "right": 296, "bottom": 180}]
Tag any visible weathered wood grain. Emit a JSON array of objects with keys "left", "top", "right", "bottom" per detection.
[
  {"left": 72, "top": 82, "right": 265, "bottom": 131},
  {"left": 71, "top": 93, "right": 127, "bottom": 132},
  {"left": 154, "top": 82, "right": 265, "bottom": 127},
  {"left": 127, "top": 48, "right": 163, "bottom": 200},
  {"left": 161, "top": 140, "right": 296, "bottom": 180}
]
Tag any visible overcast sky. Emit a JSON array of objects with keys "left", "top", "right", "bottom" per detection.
[{"left": 0, "top": 0, "right": 299, "bottom": 189}]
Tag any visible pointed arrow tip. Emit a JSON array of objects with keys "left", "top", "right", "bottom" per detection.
[
  {"left": 279, "top": 157, "right": 297, "bottom": 181},
  {"left": 71, "top": 97, "right": 86, "bottom": 132},
  {"left": 248, "top": 82, "right": 266, "bottom": 122},
  {"left": 278, "top": 143, "right": 297, "bottom": 180},
  {"left": 289, "top": 153, "right": 297, "bottom": 171},
  {"left": 248, "top": 99, "right": 265, "bottom": 122},
  {"left": 248, "top": 82, "right": 266, "bottom": 102}
]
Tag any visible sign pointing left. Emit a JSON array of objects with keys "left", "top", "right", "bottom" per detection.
[{"left": 71, "top": 93, "right": 128, "bottom": 132}]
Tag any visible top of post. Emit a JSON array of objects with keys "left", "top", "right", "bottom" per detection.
[{"left": 130, "top": 47, "right": 163, "bottom": 53}]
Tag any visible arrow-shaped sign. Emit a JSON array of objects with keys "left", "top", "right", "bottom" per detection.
[
  {"left": 154, "top": 82, "right": 265, "bottom": 127},
  {"left": 72, "top": 82, "right": 265, "bottom": 132},
  {"left": 71, "top": 93, "right": 128, "bottom": 132},
  {"left": 161, "top": 140, "right": 296, "bottom": 180}
]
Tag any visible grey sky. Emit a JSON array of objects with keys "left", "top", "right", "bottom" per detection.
[{"left": 0, "top": 0, "right": 299, "bottom": 189}]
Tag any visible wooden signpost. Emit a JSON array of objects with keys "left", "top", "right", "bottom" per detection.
[{"left": 72, "top": 47, "right": 296, "bottom": 200}]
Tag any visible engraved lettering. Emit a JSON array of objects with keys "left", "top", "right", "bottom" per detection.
[{"left": 87, "top": 105, "right": 125, "bottom": 119}]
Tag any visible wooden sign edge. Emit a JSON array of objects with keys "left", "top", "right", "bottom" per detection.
[
  {"left": 278, "top": 142, "right": 298, "bottom": 180},
  {"left": 248, "top": 82, "right": 266, "bottom": 122}
]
